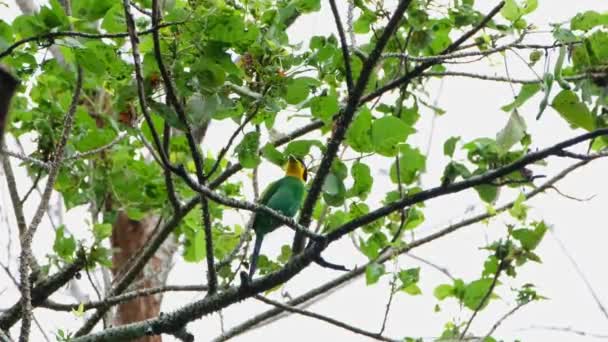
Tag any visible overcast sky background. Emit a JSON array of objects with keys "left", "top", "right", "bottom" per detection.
[{"left": 2, "top": 1, "right": 608, "bottom": 341}]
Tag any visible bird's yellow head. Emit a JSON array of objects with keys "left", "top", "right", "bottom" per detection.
[{"left": 284, "top": 155, "right": 307, "bottom": 182}]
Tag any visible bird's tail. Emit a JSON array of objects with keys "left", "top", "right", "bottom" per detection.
[{"left": 248, "top": 235, "right": 264, "bottom": 278}]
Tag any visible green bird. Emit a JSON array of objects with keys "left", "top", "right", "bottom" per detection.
[{"left": 249, "top": 155, "right": 307, "bottom": 278}]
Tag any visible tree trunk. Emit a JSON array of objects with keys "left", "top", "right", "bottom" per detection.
[{"left": 111, "top": 212, "right": 178, "bottom": 342}]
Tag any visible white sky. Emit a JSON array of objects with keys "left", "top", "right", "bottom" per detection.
[{"left": 2, "top": 1, "right": 608, "bottom": 341}]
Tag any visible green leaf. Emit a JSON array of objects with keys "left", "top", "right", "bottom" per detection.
[
  {"left": 149, "top": 100, "right": 186, "bottom": 130},
  {"left": 53, "top": 226, "right": 76, "bottom": 261},
  {"left": 475, "top": 184, "right": 499, "bottom": 204},
  {"left": 434, "top": 284, "right": 454, "bottom": 300},
  {"left": 390, "top": 144, "right": 426, "bottom": 184},
  {"left": 310, "top": 94, "right": 339, "bottom": 122},
  {"left": 39, "top": 0, "right": 69, "bottom": 29},
  {"left": 235, "top": 131, "right": 261, "bottom": 168},
  {"left": 284, "top": 140, "right": 323, "bottom": 158},
  {"left": 365, "top": 263, "right": 385, "bottom": 285},
  {"left": 348, "top": 162, "right": 373, "bottom": 199},
  {"left": 483, "top": 256, "right": 499, "bottom": 277},
  {"left": 12, "top": 14, "right": 46, "bottom": 37},
  {"left": 285, "top": 77, "right": 313, "bottom": 104},
  {"left": 551, "top": 90, "right": 595, "bottom": 131},
  {"left": 101, "top": 4, "right": 126, "bottom": 33},
  {"left": 500, "top": 0, "right": 521, "bottom": 21},
  {"left": 322, "top": 172, "right": 346, "bottom": 207},
  {"left": 183, "top": 228, "right": 205, "bottom": 262},
  {"left": 398, "top": 267, "right": 420, "bottom": 290},
  {"left": 293, "top": 0, "right": 321, "bottom": 13},
  {"left": 512, "top": 221, "right": 548, "bottom": 251},
  {"left": 509, "top": 192, "right": 528, "bottom": 221},
  {"left": 588, "top": 31, "right": 608, "bottom": 63},
  {"left": 496, "top": 111, "right": 527, "bottom": 152},
  {"left": 371, "top": 116, "right": 415, "bottom": 157},
  {"left": 353, "top": 11, "right": 376, "bottom": 34},
  {"left": 553, "top": 28, "right": 578, "bottom": 44},
  {"left": 72, "top": 0, "right": 115, "bottom": 20},
  {"left": 501, "top": 84, "right": 541, "bottom": 112},
  {"left": 404, "top": 207, "right": 425, "bottom": 230},
  {"left": 443, "top": 136, "right": 460, "bottom": 158},
  {"left": 521, "top": 0, "right": 538, "bottom": 14},
  {"left": 571, "top": 11, "right": 608, "bottom": 31},
  {"left": 346, "top": 108, "right": 374, "bottom": 153},
  {"left": 463, "top": 278, "right": 495, "bottom": 310},
  {"left": 441, "top": 161, "right": 470, "bottom": 185},
  {"left": 262, "top": 143, "right": 285, "bottom": 166},
  {"left": 125, "top": 207, "right": 146, "bottom": 220},
  {"left": 93, "top": 223, "right": 112, "bottom": 242}
]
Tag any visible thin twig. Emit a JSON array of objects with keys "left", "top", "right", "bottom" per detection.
[
  {"left": 519, "top": 325, "right": 608, "bottom": 339},
  {"left": 483, "top": 301, "right": 529, "bottom": 339},
  {"left": 329, "top": 0, "right": 354, "bottom": 92},
  {"left": 550, "top": 229, "right": 608, "bottom": 321},
  {"left": 0, "top": 149, "right": 49, "bottom": 169},
  {"left": 421, "top": 70, "right": 608, "bottom": 85},
  {"left": 0, "top": 22, "right": 184, "bottom": 59},
  {"left": 42, "top": 284, "right": 208, "bottom": 311},
  {"left": 460, "top": 259, "right": 506, "bottom": 339},
  {"left": 254, "top": 295, "right": 399, "bottom": 342},
  {"left": 405, "top": 253, "right": 455, "bottom": 280}
]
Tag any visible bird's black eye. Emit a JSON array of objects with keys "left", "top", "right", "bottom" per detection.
[{"left": 302, "top": 168, "right": 308, "bottom": 181}]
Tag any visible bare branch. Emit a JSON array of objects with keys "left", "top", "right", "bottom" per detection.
[
  {"left": 18, "top": 65, "right": 83, "bottom": 342},
  {"left": 550, "top": 229, "right": 608, "bottom": 321},
  {"left": 421, "top": 70, "right": 608, "bottom": 84},
  {"left": 381, "top": 32, "right": 526, "bottom": 62},
  {"left": 254, "top": 295, "right": 399, "bottom": 342},
  {"left": 0, "top": 22, "right": 184, "bottom": 60},
  {"left": 329, "top": 0, "right": 354, "bottom": 92},
  {"left": 405, "top": 253, "right": 455, "bottom": 280},
  {"left": 460, "top": 258, "right": 506, "bottom": 339},
  {"left": 42, "top": 284, "right": 208, "bottom": 311},
  {"left": 519, "top": 325, "right": 608, "bottom": 339},
  {"left": 0, "top": 250, "right": 86, "bottom": 330},
  {"left": 214, "top": 158, "right": 603, "bottom": 340},
  {"left": 483, "top": 301, "right": 529, "bottom": 339},
  {"left": 0, "top": 149, "right": 49, "bottom": 169}
]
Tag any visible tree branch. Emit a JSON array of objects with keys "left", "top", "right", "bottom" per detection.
[
  {"left": 18, "top": 65, "right": 82, "bottom": 341},
  {"left": 329, "top": 0, "right": 354, "bottom": 93},
  {"left": 73, "top": 150, "right": 606, "bottom": 342},
  {"left": 213, "top": 157, "right": 604, "bottom": 340},
  {"left": 254, "top": 295, "right": 399, "bottom": 342},
  {"left": 325, "top": 129, "right": 608, "bottom": 243},
  {"left": 72, "top": 119, "right": 324, "bottom": 336},
  {"left": 293, "top": 0, "right": 415, "bottom": 253},
  {"left": 0, "top": 250, "right": 86, "bottom": 330},
  {"left": 150, "top": 0, "right": 217, "bottom": 293},
  {"left": 0, "top": 22, "right": 184, "bottom": 60},
  {"left": 41, "top": 284, "right": 208, "bottom": 311},
  {"left": 359, "top": 1, "right": 506, "bottom": 104}
]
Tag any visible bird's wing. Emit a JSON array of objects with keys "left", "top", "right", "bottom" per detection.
[{"left": 258, "top": 179, "right": 281, "bottom": 205}]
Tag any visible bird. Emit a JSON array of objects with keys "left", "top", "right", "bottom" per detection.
[{"left": 248, "top": 155, "right": 307, "bottom": 279}]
